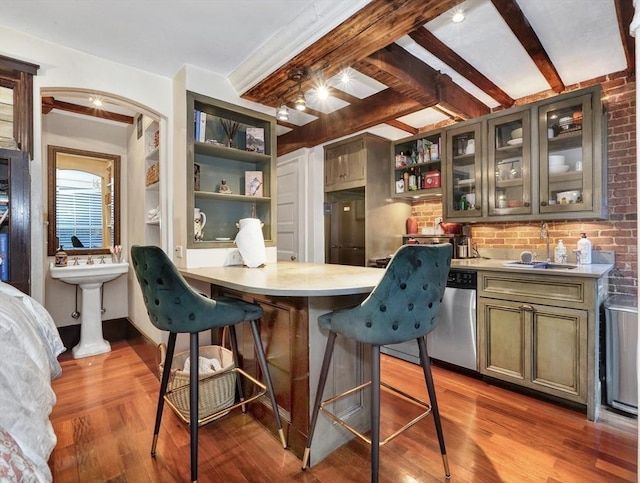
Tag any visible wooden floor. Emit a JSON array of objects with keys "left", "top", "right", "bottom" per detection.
[{"left": 49, "top": 341, "right": 638, "bottom": 482}]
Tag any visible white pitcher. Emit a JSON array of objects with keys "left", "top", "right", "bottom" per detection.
[
  {"left": 194, "top": 208, "right": 207, "bottom": 241},
  {"left": 234, "top": 218, "right": 266, "bottom": 267}
]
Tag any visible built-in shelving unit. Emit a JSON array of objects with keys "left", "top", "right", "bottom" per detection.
[
  {"left": 144, "top": 119, "right": 161, "bottom": 246},
  {"left": 186, "top": 91, "right": 276, "bottom": 249}
]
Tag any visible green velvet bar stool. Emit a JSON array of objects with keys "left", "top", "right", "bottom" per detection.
[
  {"left": 131, "top": 245, "right": 287, "bottom": 483},
  {"left": 302, "top": 244, "right": 452, "bottom": 482}
]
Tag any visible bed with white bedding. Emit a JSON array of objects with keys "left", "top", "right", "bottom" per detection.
[{"left": 0, "top": 281, "right": 65, "bottom": 482}]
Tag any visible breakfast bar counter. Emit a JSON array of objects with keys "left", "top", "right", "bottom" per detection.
[
  {"left": 180, "top": 262, "right": 384, "bottom": 464},
  {"left": 181, "top": 261, "right": 383, "bottom": 297}
]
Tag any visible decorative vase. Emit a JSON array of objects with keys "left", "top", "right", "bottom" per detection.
[{"left": 406, "top": 217, "right": 418, "bottom": 235}]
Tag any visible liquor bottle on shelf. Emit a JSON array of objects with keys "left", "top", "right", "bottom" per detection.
[{"left": 408, "top": 167, "right": 417, "bottom": 191}]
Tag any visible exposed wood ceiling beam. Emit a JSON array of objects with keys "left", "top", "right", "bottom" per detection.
[
  {"left": 490, "top": 0, "right": 565, "bottom": 93},
  {"left": 361, "top": 43, "right": 490, "bottom": 120},
  {"left": 242, "top": 0, "right": 464, "bottom": 107},
  {"left": 408, "top": 27, "right": 514, "bottom": 107},
  {"left": 385, "top": 119, "right": 418, "bottom": 135},
  {"left": 277, "top": 89, "right": 424, "bottom": 156},
  {"left": 42, "top": 96, "right": 134, "bottom": 124},
  {"left": 326, "top": 88, "right": 361, "bottom": 104},
  {"left": 615, "top": 0, "right": 636, "bottom": 76}
]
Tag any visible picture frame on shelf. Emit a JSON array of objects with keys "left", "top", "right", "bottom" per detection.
[
  {"left": 246, "top": 127, "right": 265, "bottom": 153},
  {"left": 245, "top": 171, "right": 263, "bottom": 197},
  {"left": 194, "top": 163, "right": 201, "bottom": 191}
]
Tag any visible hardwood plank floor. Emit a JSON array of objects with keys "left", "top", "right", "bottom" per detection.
[{"left": 49, "top": 341, "right": 637, "bottom": 482}]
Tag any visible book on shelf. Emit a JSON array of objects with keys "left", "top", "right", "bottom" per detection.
[
  {"left": 0, "top": 233, "right": 8, "bottom": 281},
  {"left": 199, "top": 112, "right": 207, "bottom": 143},
  {"left": 245, "top": 171, "right": 263, "bottom": 197},
  {"left": 246, "top": 127, "right": 265, "bottom": 153},
  {"left": 195, "top": 110, "right": 200, "bottom": 142},
  {"left": 194, "top": 110, "right": 207, "bottom": 143}
]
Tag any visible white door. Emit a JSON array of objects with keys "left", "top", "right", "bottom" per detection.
[{"left": 277, "top": 161, "right": 299, "bottom": 261}]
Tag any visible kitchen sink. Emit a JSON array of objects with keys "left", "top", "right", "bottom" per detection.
[
  {"left": 544, "top": 263, "right": 578, "bottom": 270},
  {"left": 503, "top": 261, "right": 578, "bottom": 270}
]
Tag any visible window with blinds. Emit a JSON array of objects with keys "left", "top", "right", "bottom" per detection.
[{"left": 55, "top": 169, "right": 103, "bottom": 249}]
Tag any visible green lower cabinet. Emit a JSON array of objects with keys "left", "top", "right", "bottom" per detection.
[{"left": 478, "top": 297, "right": 588, "bottom": 404}]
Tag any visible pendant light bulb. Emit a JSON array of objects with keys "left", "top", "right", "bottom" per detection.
[
  {"left": 294, "top": 90, "right": 306, "bottom": 111},
  {"left": 288, "top": 67, "right": 309, "bottom": 112},
  {"left": 276, "top": 104, "right": 289, "bottom": 121},
  {"left": 317, "top": 85, "right": 329, "bottom": 100}
]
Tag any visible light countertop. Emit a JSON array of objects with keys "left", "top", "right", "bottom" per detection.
[
  {"left": 180, "top": 262, "right": 384, "bottom": 297},
  {"left": 181, "top": 258, "right": 613, "bottom": 299},
  {"left": 452, "top": 257, "right": 613, "bottom": 278}
]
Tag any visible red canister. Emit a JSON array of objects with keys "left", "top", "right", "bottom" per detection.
[
  {"left": 406, "top": 217, "right": 418, "bottom": 234},
  {"left": 423, "top": 170, "right": 441, "bottom": 189}
]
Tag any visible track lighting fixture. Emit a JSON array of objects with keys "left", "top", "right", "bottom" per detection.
[
  {"left": 288, "top": 67, "right": 308, "bottom": 112},
  {"left": 294, "top": 90, "right": 306, "bottom": 111},
  {"left": 276, "top": 103, "right": 289, "bottom": 121}
]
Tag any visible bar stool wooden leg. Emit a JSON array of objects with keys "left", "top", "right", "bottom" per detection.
[
  {"left": 302, "top": 330, "right": 337, "bottom": 469},
  {"left": 151, "top": 332, "right": 176, "bottom": 456},
  {"left": 371, "top": 345, "right": 381, "bottom": 483},
  {"left": 189, "top": 332, "right": 200, "bottom": 483},
  {"left": 249, "top": 319, "right": 287, "bottom": 448},
  {"left": 417, "top": 337, "right": 450, "bottom": 479}
]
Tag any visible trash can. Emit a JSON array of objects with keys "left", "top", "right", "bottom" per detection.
[{"left": 605, "top": 294, "right": 638, "bottom": 415}]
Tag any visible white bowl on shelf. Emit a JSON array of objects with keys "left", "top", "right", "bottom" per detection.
[
  {"left": 556, "top": 190, "right": 581, "bottom": 204},
  {"left": 549, "top": 165, "right": 570, "bottom": 174},
  {"left": 511, "top": 128, "right": 522, "bottom": 139},
  {"left": 548, "top": 155, "right": 566, "bottom": 165}
]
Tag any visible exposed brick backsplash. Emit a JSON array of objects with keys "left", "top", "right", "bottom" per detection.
[{"left": 411, "top": 74, "right": 637, "bottom": 295}]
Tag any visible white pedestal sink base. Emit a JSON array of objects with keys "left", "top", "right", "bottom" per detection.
[
  {"left": 49, "top": 261, "right": 129, "bottom": 359},
  {"left": 72, "top": 281, "right": 111, "bottom": 359}
]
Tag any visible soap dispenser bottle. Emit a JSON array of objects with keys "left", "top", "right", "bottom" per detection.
[
  {"left": 554, "top": 240, "right": 567, "bottom": 264},
  {"left": 577, "top": 233, "right": 592, "bottom": 264},
  {"left": 54, "top": 245, "right": 68, "bottom": 267}
]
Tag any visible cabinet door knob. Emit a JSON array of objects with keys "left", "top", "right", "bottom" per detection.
[{"left": 519, "top": 304, "right": 534, "bottom": 312}]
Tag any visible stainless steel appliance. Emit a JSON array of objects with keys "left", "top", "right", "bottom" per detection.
[
  {"left": 402, "top": 234, "right": 466, "bottom": 258},
  {"left": 605, "top": 294, "right": 638, "bottom": 415},
  {"left": 381, "top": 268, "right": 478, "bottom": 371},
  {"left": 325, "top": 199, "right": 366, "bottom": 266}
]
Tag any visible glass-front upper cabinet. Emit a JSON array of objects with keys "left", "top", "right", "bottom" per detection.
[
  {"left": 538, "top": 91, "right": 597, "bottom": 216},
  {"left": 391, "top": 130, "right": 443, "bottom": 199},
  {"left": 487, "top": 110, "right": 531, "bottom": 216},
  {"left": 444, "top": 122, "right": 482, "bottom": 219}
]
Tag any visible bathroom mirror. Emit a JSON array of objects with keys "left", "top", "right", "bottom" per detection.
[{"left": 47, "top": 145, "right": 121, "bottom": 256}]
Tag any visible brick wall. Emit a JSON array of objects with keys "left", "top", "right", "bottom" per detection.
[{"left": 411, "top": 73, "right": 637, "bottom": 295}]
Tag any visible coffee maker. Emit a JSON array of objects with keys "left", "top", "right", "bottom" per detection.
[{"left": 457, "top": 224, "right": 473, "bottom": 258}]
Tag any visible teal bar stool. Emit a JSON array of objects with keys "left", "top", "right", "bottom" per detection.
[
  {"left": 131, "top": 245, "right": 287, "bottom": 483},
  {"left": 302, "top": 244, "right": 452, "bottom": 482}
]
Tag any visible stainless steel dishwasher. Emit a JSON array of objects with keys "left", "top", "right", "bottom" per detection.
[{"left": 381, "top": 268, "right": 477, "bottom": 371}]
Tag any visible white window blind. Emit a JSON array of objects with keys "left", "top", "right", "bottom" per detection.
[{"left": 56, "top": 169, "right": 103, "bottom": 249}]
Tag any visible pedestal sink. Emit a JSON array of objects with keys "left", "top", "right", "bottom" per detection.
[{"left": 50, "top": 260, "right": 129, "bottom": 358}]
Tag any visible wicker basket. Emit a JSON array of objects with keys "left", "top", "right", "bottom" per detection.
[
  {"left": 158, "top": 344, "right": 236, "bottom": 424},
  {"left": 145, "top": 163, "right": 159, "bottom": 186}
]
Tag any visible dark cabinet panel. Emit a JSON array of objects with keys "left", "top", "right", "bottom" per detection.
[{"left": 0, "top": 148, "right": 30, "bottom": 294}]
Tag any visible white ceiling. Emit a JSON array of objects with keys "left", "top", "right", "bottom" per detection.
[{"left": 0, "top": 0, "right": 629, "bottom": 142}]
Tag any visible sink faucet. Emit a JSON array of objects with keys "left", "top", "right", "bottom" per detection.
[
  {"left": 86, "top": 255, "right": 94, "bottom": 265},
  {"left": 539, "top": 222, "right": 551, "bottom": 261}
]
